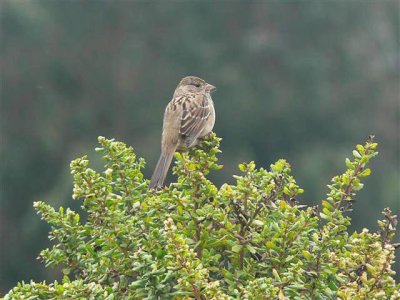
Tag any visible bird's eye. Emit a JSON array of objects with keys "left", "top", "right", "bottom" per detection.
[{"left": 192, "top": 82, "right": 201, "bottom": 88}]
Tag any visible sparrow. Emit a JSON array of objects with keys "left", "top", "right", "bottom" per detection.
[{"left": 149, "top": 76, "right": 216, "bottom": 189}]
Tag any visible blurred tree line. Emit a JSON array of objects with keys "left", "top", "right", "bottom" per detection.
[{"left": 1, "top": 0, "right": 399, "bottom": 293}]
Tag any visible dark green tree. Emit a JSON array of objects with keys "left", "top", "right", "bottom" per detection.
[{"left": 5, "top": 134, "right": 399, "bottom": 299}]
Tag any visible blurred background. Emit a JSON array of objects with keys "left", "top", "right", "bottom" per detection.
[{"left": 1, "top": 1, "right": 399, "bottom": 293}]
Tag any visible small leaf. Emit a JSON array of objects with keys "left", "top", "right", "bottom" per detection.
[
  {"left": 352, "top": 150, "right": 361, "bottom": 158},
  {"left": 359, "top": 168, "right": 371, "bottom": 177},
  {"left": 246, "top": 244, "right": 256, "bottom": 254},
  {"left": 322, "top": 200, "right": 333, "bottom": 210},
  {"left": 232, "top": 245, "right": 242, "bottom": 253},
  {"left": 302, "top": 250, "right": 312, "bottom": 260},
  {"left": 345, "top": 158, "right": 353, "bottom": 169},
  {"left": 253, "top": 220, "right": 264, "bottom": 227},
  {"left": 272, "top": 268, "right": 281, "bottom": 281},
  {"left": 62, "top": 268, "right": 71, "bottom": 275},
  {"left": 356, "top": 144, "right": 365, "bottom": 153},
  {"left": 238, "top": 163, "right": 246, "bottom": 172}
]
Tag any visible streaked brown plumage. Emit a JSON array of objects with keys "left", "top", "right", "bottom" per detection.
[{"left": 149, "top": 76, "right": 216, "bottom": 189}]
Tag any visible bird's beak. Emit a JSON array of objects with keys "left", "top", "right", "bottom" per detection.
[{"left": 206, "top": 84, "right": 217, "bottom": 93}]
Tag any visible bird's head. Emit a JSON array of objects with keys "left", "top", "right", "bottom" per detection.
[{"left": 174, "top": 76, "right": 216, "bottom": 97}]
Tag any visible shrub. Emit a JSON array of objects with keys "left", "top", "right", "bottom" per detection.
[{"left": 5, "top": 134, "right": 399, "bottom": 299}]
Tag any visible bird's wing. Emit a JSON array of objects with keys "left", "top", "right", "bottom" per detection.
[{"left": 179, "top": 94, "right": 211, "bottom": 146}]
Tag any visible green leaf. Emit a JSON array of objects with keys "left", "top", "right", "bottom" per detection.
[
  {"left": 322, "top": 200, "right": 333, "bottom": 210},
  {"left": 246, "top": 244, "right": 256, "bottom": 254},
  {"left": 302, "top": 250, "right": 312, "bottom": 260},
  {"left": 359, "top": 168, "right": 371, "bottom": 177},
  {"left": 238, "top": 163, "right": 246, "bottom": 172},
  {"left": 232, "top": 245, "right": 242, "bottom": 253},
  {"left": 352, "top": 150, "right": 361, "bottom": 158},
  {"left": 345, "top": 158, "right": 353, "bottom": 169}
]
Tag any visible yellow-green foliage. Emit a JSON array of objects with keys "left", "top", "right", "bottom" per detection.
[{"left": 5, "top": 134, "right": 399, "bottom": 299}]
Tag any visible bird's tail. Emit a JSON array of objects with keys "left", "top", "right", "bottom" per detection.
[{"left": 149, "top": 151, "right": 174, "bottom": 190}]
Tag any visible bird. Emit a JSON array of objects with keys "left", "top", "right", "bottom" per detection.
[{"left": 149, "top": 76, "right": 216, "bottom": 189}]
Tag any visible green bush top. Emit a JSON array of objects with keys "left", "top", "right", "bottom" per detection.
[{"left": 5, "top": 134, "right": 399, "bottom": 299}]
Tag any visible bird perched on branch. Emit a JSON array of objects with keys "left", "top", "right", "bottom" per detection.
[{"left": 149, "top": 76, "right": 216, "bottom": 189}]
